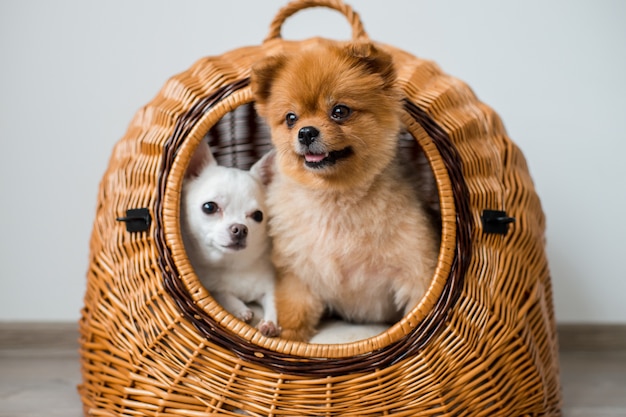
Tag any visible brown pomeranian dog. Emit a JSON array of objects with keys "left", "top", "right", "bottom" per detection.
[{"left": 251, "top": 41, "right": 439, "bottom": 341}]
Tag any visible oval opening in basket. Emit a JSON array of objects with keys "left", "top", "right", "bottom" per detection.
[{"left": 162, "top": 84, "right": 460, "bottom": 362}]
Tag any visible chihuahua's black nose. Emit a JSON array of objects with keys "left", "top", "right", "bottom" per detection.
[
  {"left": 298, "top": 126, "right": 319, "bottom": 146},
  {"left": 230, "top": 223, "right": 248, "bottom": 240}
]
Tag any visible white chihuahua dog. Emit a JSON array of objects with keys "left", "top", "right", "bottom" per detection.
[{"left": 181, "top": 141, "right": 279, "bottom": 337}]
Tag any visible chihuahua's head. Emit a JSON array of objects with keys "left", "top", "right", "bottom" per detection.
[
  {"left": 181, "top": 143, "right": 274, "bottom": 267},
  {"left": 251, "top": 41, "right": 402, "bottom": 191}
]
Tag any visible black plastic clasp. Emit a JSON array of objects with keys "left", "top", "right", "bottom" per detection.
[
  {"left": 481, "top": 210, "right": 515, "bottom": 235},
  {"left": 116, "top": 208, "right": 152, "bottom": 233}
]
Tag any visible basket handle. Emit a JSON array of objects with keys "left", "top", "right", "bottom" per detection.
[{"left": 264, "top": 0, "right": 369, "bottom": 43}]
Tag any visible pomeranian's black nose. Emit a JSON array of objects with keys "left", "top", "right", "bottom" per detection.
[
  {"left": 230, "top": 223, "right": 248, "bottom": 239},
  {"left": 298, "top": 126, "right": 319, "bottom": 146}
]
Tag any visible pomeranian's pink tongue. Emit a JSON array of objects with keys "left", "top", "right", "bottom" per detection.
[{"left": 304, "top": 153, "right": 328, "bottom": 163}]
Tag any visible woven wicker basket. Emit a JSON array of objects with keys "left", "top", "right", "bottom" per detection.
[{"left": 79, "top": 1, "right": 561, "bottom": 415}]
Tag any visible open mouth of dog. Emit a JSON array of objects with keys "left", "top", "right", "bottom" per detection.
[{"left": 303, "top": 147, "right": 353, "bottom": 169}]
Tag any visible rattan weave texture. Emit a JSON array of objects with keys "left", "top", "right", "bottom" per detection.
[{"left": 80, "top": 1, "right": 560, "bottom": 415}]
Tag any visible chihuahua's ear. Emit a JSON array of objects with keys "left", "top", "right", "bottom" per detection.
[
  {"left": 249, "top": 150, "right": 276, "bottom": 187},
  {"left": 347, "top": 42, "right": 396, "bottom": 90},
  {"left": 185, "top": 141, "right": 217, "bottom": 178},
  {"left": 250, "top": 55, "right": 285, "bottom": 112}
]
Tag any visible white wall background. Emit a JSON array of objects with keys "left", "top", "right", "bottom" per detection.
[{"left": 1, "top": 0, "right": 624, "bottom": 323}]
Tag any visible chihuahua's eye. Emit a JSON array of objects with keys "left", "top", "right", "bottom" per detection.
[
  {"left": 202, "top": 202, "right": 219, "bottom": 214},
  {"left": 285, "top": 112, "right": 298, "bottom": 128},
  {"left": 251, "top": 210, "right": 264, "bottom": 223},
  {"left": 330, "top": 105, "right": 351, "bottom": 121}
]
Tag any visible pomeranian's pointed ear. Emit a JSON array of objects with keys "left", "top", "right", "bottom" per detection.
[
  {"left": 185, "top": 141, "right": 217, "bottom": 178},
  {"left": 347, "top": 42, "right": 396, "bottom": 89},
  {"left": 249, "top": 150, "right": 276, "bottom": 187},
  {"left": 250, "top": 55, "right": 285, "bottom": 112}
]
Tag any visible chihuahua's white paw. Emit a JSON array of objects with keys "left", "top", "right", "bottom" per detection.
[
  {"left": 258, "top": 320, "right": 281, "bottom": 337},
  {"left": 236, "top": 308, "right": 254, "bottom": 323}
]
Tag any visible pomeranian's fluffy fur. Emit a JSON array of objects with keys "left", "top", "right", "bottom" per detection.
[
  {"left": 181, "top": 142, "right": 279, "bottom": 337},
  {"left": 251, "top": 41, "right": 440, "bottom": 341}
]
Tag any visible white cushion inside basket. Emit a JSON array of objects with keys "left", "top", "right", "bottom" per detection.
[{"left": 248, "top": 304, "right": 389, "bottom": 344}]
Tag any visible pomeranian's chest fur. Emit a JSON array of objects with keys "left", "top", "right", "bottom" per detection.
[{"left": 267, "top": 161, "right": 438, "bottom": 324}]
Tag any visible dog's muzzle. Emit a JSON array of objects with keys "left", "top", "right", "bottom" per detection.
[
  {"left": 297, "top": 126, "right": 353, "bottom": 169},
  {"left": 298, "top": 126, "right": 319, "bottom": 146},
  {"left": 226, "top": 223, "right": 247, "bottom": 250}
]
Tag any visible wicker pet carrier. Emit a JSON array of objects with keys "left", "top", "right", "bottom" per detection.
[{"left": 79, "top": 1, "right": 561, "bottom": 415}]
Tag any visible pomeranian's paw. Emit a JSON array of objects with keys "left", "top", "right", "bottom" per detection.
[
  {"left": 258, "top": 320, "right": 281, "bottom": 337},
  {"left": 236, "top": 308, "right": 254, "bottom": 323},
  {"left": 280, "top": 328, "right": 314, "bottom": 342}
]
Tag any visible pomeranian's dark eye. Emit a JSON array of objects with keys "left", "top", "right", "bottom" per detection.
[
  {"left": 285, "top": 112, "right": 298, "bottom": 128},
  {"left": 202, "top": 202, "right": 219, "bottom": 214},
  {"left": 330, "top": 105, "right": 352, "bottom": 121},
  {"left": 251, "top": 210, "right": 264, "bottom": 223}
]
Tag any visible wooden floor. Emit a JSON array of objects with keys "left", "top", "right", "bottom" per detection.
[{"left": 1, "top": 323, "right": 625, "bottom": 416}]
